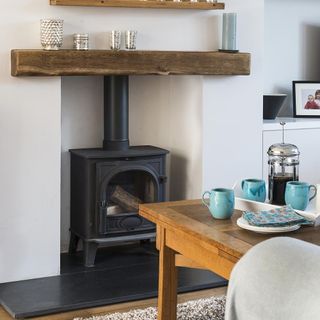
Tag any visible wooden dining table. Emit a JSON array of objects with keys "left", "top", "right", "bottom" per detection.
[{"left": 139, "top": 199, "right": 320, "bottom": 320}]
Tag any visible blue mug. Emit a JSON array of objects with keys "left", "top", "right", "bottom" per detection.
[
  {"left": 285, "top": 181, "right": 317, "bottom": 210},
  {"left": 202, "top": 188, "right": 235, "bottom": 219},
  {"left": 241, "top": 179, "right": 266, "bottom": 202}
]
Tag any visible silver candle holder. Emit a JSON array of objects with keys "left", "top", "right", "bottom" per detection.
[
  {"left": 110, "top": 30, "right": 121, "bottom": 50},
  {"left": 125, "top": 30, "right": 137, "bottom": 50},
  {"left": 40, "top": 18, "right": 64, "bottom": 50},
  {"left": 73, "top": 33, "right": 89, "bottom": 50}
]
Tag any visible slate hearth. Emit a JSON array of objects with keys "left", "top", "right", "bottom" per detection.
[{"left": 0, "top": 243, "right": 227, "bottom": 319}]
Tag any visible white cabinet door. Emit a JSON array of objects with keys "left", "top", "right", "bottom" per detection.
[{"left": 263, "top": 128, "right": 320, "bottom": 185}]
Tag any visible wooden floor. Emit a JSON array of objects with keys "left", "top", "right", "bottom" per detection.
[{"left": 0, "top": 287, "right": 227, "bottom": 320}]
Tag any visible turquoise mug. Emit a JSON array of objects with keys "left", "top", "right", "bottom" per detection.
[
  {"left": 202, "top": 188, "right": 235, "bottom": 219},
  {"left": 241, "top": 179, "right": 266, "bottom": 202},
  {"left": 285, "top": 181, "right": 317, "bottom": 210}
]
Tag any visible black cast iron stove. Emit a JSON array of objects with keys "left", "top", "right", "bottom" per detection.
[{"left": 69, "top": 76, "right": 168, "bottom": 267}]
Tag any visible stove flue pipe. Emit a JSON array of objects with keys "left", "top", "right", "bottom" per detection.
[{"left": 103, "top": 75, "right": 129, "bottom": 150}]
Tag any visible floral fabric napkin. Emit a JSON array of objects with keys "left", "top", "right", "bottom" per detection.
[{"left": 243, "top": 205, "right": 313, "bottom": 227}]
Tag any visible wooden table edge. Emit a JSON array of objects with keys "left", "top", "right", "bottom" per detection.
[
  {"left": 139, "top": 204, "right": 247, "bottom": 260},
  {"left": 139, "top": 206, "right": 239, "bottom": 279}
]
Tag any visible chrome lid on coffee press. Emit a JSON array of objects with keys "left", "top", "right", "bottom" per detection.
[
  {"left": 267, "top": 143, "right": 300, "bottom": 157},
  {"left": 267, "top": 122, "right": 300, "bottom": 164}
]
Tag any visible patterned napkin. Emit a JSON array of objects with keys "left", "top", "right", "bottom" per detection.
[{"left": 243, "top": 205, "right": 313, "bottom": 227}]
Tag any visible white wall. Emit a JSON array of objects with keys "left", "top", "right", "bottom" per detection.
[
  {"left": 203, "top": 0, "right": 264, "bottom": 190},
  {"left": 265, "top": 0, "right": 320, "bottom": 116},
  {"left": 0, "top": 1, "right": 61, "bottom": 283},
  {"left": 0, "top": 0, "right": 264, "bottom": 282},
  {"left": 61, "top": 75, "right": 203, "bottom": 251},
  {"left": 129, "top": 76, "right": 203, "bottom": 201},
  {"left": 61, "top": 77, "right": 103, "bottom": 251}
]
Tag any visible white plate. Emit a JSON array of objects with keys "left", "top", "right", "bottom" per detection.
[{"left": 236, "top": 217, "right": 301, "bottom": 234}]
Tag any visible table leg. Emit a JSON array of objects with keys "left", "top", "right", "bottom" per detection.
[{"left": 158, "top": 227, "right": 177, "bottom": 320}]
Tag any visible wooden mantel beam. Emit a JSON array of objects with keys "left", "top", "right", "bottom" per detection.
[
  {"left": 49, "top": 0, "right": 225, "bottom": 10},
  {"left": 11, "top": 49, "right": 251, "bottom": 77}
]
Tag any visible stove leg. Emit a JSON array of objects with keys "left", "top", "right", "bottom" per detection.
[
  {"left": 83, "top": 241, "right": 99, "bottom": 267},
  {"left": 68, "top": 231, "right": 80, "bottom": 254}
]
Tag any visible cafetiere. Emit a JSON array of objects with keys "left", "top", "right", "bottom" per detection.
[{"left": 267, "top": 122, "right": 300, "bottom": 205}]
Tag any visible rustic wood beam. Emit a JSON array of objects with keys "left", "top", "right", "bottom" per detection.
[
  {"left": 11, "top": 49, "right": 251, "bottom": 77},
  {"left": 49, "top": 0, "right": 225, "bottom": 10}
]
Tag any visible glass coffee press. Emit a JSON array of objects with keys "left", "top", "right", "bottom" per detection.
[{"left": 267, "top": 122, "right": 300, "bottom": 205}]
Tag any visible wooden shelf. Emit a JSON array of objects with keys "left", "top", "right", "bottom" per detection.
[
  {"left": 50, "top": 0, "right": 225, "bottom": 10},
  {"left": 11, "top": 49, "right": 250, "bottom": 77}
]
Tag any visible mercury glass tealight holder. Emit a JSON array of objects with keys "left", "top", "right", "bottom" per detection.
[
  {"left": 40, "top": 19, "right": 64, "bottom": 50},
  {"left": 110, "top": 30, "right": 121, "bottom": 50},
  {"left": 125, "top": 30, "right": 137, "bottom": 50},
  {"left": 73, "top": 33, "right": 89, "bottom": 50}
]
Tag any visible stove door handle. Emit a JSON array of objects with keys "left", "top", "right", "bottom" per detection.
[
  {"left": 99, "top": 202, "right": 108, "bottom": 234},
  {"left": 99, "top": 200, "right": 107, "bottom": 208}
]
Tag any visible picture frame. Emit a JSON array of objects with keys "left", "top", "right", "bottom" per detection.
[{"left": 293, "top": 81, "right": 320, "bottom": 118}]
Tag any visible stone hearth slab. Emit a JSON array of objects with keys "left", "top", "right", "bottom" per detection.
[{"left": 0, "top": 244, "right": 227, "bottom": 319}]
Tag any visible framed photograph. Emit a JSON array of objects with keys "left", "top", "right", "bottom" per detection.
[{"left": 293, "top": 81, "right": 320, "bottom": 118}]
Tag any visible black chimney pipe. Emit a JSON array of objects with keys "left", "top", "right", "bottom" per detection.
[{"left": 103, "top": 75, "right": 129, "bottom": 150}]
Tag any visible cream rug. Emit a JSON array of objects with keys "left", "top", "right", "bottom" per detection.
[{"left": 74, "top": 295, "right": 226, "bottom": 320}]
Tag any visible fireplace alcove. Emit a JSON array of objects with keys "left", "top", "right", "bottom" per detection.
[
  {"left": 67, "top": 75, "right": 169, "bottom": 267},
  {"left": 10, "top": 49, "right": 251, "bottom": 266}
]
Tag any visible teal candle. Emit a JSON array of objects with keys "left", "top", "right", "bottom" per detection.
[{"left": 222, "top": 13, "right": 237, "bottom": 51}]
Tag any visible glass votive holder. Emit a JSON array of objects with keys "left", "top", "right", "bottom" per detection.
[
  {"left": 125, "top": 30, "right": 137, "bottom": 50},
  {"left": 110, "top": 30, "right": 121, "bottom": 50},
  {"left": 73, "top": 33, "right": 89, "bottom": 50},
  {"left": 40, "top": 18, "right": 64, "bottom": 50}
]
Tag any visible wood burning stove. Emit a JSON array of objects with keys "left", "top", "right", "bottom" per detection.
[{"left": 69, "top": 76, "right": 168, "bottom": 267}]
